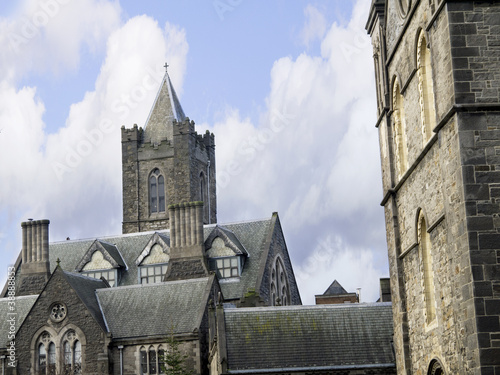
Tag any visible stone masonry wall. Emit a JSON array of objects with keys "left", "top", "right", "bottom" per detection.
[
  {"left": 366, "top": 0, "right": 500, "bottom": 373},
  {"left": 258, "top": 214, "right": 301, "bottom": 306},
  {"left": 15, "top": 269, "right": 109, "bottom": 374}
]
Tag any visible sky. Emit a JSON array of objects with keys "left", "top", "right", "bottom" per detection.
[{"left": 0, "top": 0, "right": 388, "bottom": 304}]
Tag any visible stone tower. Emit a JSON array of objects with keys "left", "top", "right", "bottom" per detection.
[
  {"left": 367, "top": 1, "right": 500, "bottom": 374},
  {"left": 121, "top": 69, "right": 216, "bottom": 234}
]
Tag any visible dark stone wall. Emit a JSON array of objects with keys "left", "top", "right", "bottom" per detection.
[
  {"left": 15, "top": 269, "right": 109, "bottom": 375},
  {"left": 121, "top": 119, "right": 216, "bottom": 234},
  {"left": 258, "top": 214, "right": 302, "bottom": 306}
]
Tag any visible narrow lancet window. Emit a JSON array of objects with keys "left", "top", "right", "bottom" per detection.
[
  {"left": 392, "top": 80, "right": 408, "bottom": 178},
  {"left": 150, "top": 169, "right": 166, "bottom": 214},
  {"left": 417, "top": 30, "right": 436, "bottom": 144},
  {"left": 419, "top": 212, "right": 436, "bottom": 324}
]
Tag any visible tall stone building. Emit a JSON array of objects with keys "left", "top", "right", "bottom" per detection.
[
  {"left": 366, "top": 0, "right": 500, "bottom": 374},
  {"left": 122, "top": 71, "right": 217, "bottom": 233}
]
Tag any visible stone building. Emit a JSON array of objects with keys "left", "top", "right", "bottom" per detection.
[
  {"left": 0, "top": 68, "right": 397, "bottom": 374},
  {"left": 314, "top": 279, "right": 359, "bottom": 304},
  {"left": 366, "top": 0, "right": 500, "bottom": 374}
]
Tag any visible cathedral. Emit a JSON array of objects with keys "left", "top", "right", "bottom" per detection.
[
  {"left": 367, "top": 0, "right": 500, "bottom": 374},
  {"left": 4, "top": 0, "right": 498, "bottom": 373},
  {"left": 0, "top": 63, "right": 394, "bottom": 373}
]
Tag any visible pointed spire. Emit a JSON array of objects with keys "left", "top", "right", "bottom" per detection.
[{"left": 143, "top": 63, "right": 186, "bottom": 144}]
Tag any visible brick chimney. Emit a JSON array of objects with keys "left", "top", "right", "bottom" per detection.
[
  {"left": 165, "top": 202, "right": 209, "bottom": 281},
  {"left": 18, "top": 219, "right": 51, "bottom": 296}
]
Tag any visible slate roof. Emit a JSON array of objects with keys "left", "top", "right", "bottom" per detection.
[
  {"left": 0, "top": 295, "right": 37, "bottom": 348},
  {"left": 144, "top": 72, "right": 186, "bottom": 144},
  {"left": 61, "top": 271, "right": 109, "bottom": 331},
  {"left": 43, "top": 218, "right": 272, "bottom": 301},
  {"left": 323, "top": 279, "right": 348, "bottom": 295},
  {"left": 223, "top": 303, "right": 395, "bottom": 372},
  {"left": 97, "top": 277, "right": 213, "bottom": 339}
]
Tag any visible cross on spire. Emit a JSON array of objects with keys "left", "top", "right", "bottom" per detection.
[{"left": 164, "top": 62, "right": 169, "bottom": 72}]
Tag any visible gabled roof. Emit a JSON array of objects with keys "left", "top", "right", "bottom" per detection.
[
  {"left": 143, "top": 72, "right": 186, "bottom": 144},
  {"left": 61, "top": 270, "right": 109, "bottom": 330},
  {"left": 205, "top": 225, "right": 248, "bottom": 256},
  {"left": 224, "top": 303, "right": 395, "bottom": 372},
  {"left": 323, "top": 279, "right": 348, "bottom": 295},
  {"left": 135, "top": 232, "right": 170, "bottom": 266},
  {"left": 75, "top": 239, "right": 126, "bottom": 272},
  {"left": 0, "top": 295, "right": 37, "bottom": 348},
  {"left": 97, "top": 276, "right": 214, "bottom": 339}
]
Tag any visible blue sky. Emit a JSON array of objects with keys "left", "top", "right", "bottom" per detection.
[{"left": 0, "top": 0, "right": 387, "bottom": 304}]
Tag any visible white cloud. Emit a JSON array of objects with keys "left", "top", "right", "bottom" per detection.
[
  {"left": 210, "top": 0, "right": 387, "bottom": 299},
  {"left": 0, "top": 12, "right": 189, "bottom": 244},
  {"left": 0, "top": 0, "right": 122, "bottom": 80},
  {"left": 300, "top": 4, "right": 327, "bottom": 47},
  {"left": 295, "top": 235, "right": 385, "bottom": 305}
]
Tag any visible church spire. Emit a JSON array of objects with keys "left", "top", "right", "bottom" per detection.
[{"left": 143, "top": 63, "right": 186, "bottom": 144}]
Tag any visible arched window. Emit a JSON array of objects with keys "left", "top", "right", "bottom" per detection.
[
  {"left": 419, "top": 212, "right": 436, "bottom": 324},
  {"left": 74, "top": 340, "right": 82, "bottom": 374},
  {"left": 417, "top": 30, "right": 436, "bottom": 144},
  {"left": 47, "top": 342, "right": 56, "bottom": 374},
  {"left": 38, "top": 343, "right": 47, "bottom": 373},
  {"left": 270, "top": 256, "right": 290, "bottom": 306},
  {"left": 63, "top": 341, "right": 72, "bottom": 372},
  {"left": 149, "top": 346, "right": 157, "bottom": 374},
  {"left": 200, "top": 171, "right": 208, "bottom": 222},
  {"left": 392, "top": 80, "right": 408, "bottom": 178},
  {"left": 158, "top": 346, "right": 166, "bottom": 374},
  {"left": 150, "top": 169, "right": 166, "bottom": 214},
  {"left": 428, "top": 359, "right": 445, "bottom": 375},
  {"left": 140, "top": 346, "right": 148, "bottom": 375}
]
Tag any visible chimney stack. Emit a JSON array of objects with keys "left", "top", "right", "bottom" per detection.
[
  {"left": 18, "top": 219, "right": 51, "bottom": 296},
  {"left": 165, "top": 202, "right": 209, "bottom": 281}
]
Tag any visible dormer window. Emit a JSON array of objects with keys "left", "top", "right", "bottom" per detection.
[
  {"left": 209, "top": 256, "right": 241, "bottom": 278},
  {"left": 76, "top": 240, "right": 126, "bottom": 287},
  {"left": 137, "top": 241, "right": 169, "bottom": 284},
  {"left": 150, "top": 169, "right": 165, "bottom": 214}
]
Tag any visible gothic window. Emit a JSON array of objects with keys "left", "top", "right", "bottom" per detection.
[
  {"left": 200, "top": 171, "right": 208, "bottom": 222},
  {"left": 139, "top": 346, "right": 165, "bottom": 375},
  {"left": 74, "top": 340, "right": 82, "bottom": 374},
  {"left": 158, "top": 346, "right": 166, "bottom": 374},
  {"left": 140, "top": 347, "right": 148, "bottom": 375},
  {"left": 150, "top": 169, "right": 166, "bottom": 214},
  {"left": 392, "top": 80, "right": 408, "bottom": 179},
  {"left": 417, "top": 30, "right": 436, "bottom": 144},
  {"left": 63, "top": 341, "right": 72, "bottom": 373},
  {"left": 419, "top": 212, "right": 436, "bottom": 324},
  {"left": 38, "top": 343, "right": 47, "bottom": 374},
  {"left": 47, "top": 342, "right": 56, "bottom": 375},
  {"left": 428, "top": 359, "right": 445, "bottom": 375},
  {"left": 209, "top": 256, "right": 240, "bottom": 278},
  {"left": 270, "top": 256, "right": 290, "bottom": 306},
  {"left": 149, "top": 346, "right": 157, "bottom": 374}
]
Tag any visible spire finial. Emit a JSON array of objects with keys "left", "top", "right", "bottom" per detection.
[
  {"left": 164, "top": 62, "right": 169, "bottom": 72},
  {"left": 56, "top": 258, "right": 61, "bottom": 267}
]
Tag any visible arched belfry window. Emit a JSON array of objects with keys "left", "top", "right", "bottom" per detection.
[
  {"left": 392, "top": 79, "right": 408, "bottom": 179},
  {"left": 270, "top": 256, "right": 290, "bottom": 306},
  {"left": 418, "top": 211, "right": 436, "bottom": 324},
  {"left": 150, "top": 169, "right": 165, "bottom": 214},
  {"left": 417, "top": 30, "right": 436, "bottom": 144},
  {"left": 200, "top": 171, "right": 208, "bottom": 222}
]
